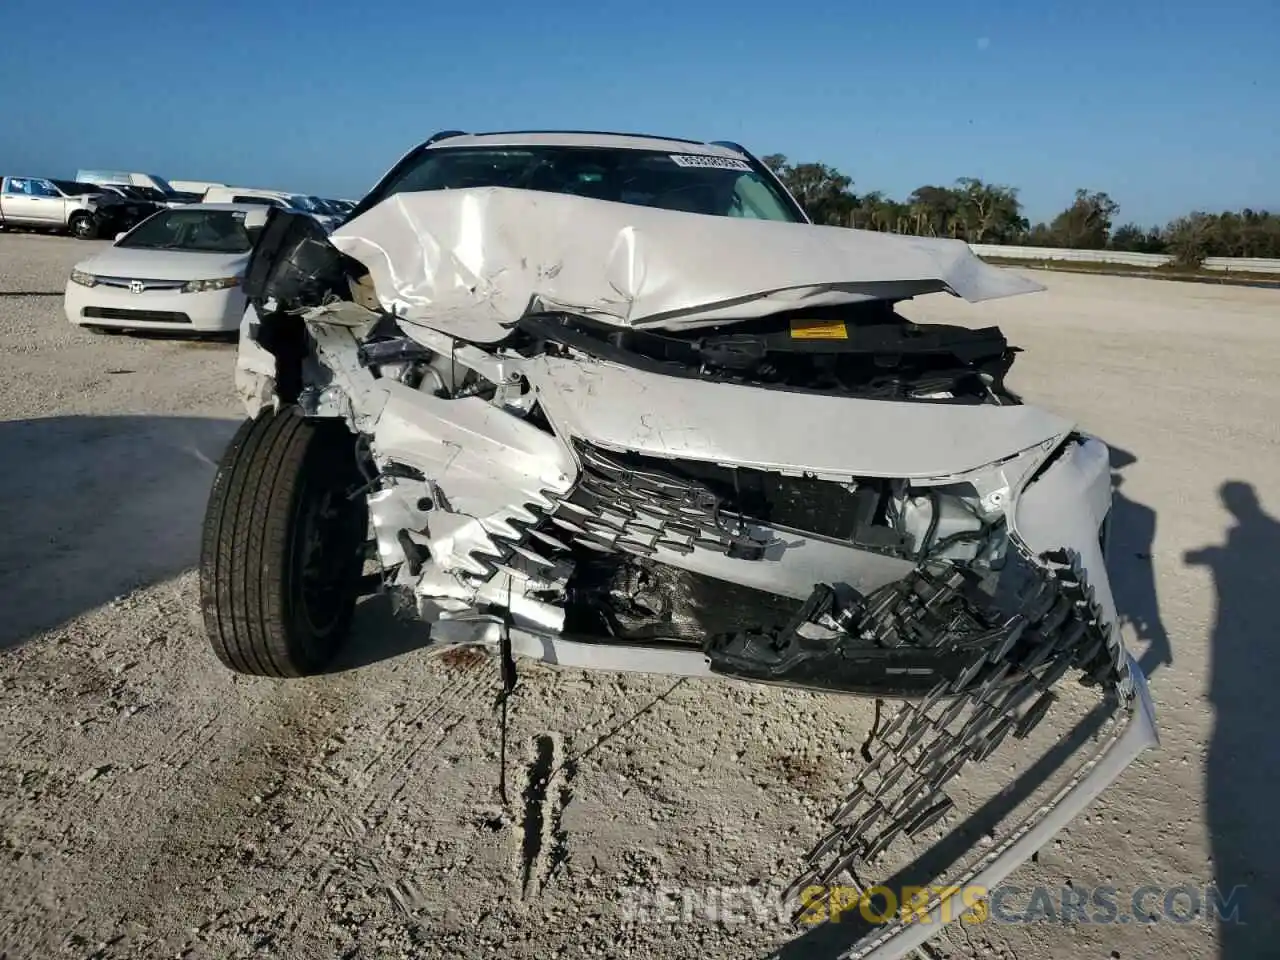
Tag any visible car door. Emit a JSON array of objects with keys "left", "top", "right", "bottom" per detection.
[
  {"left": 28, "top": 178, "right": 68, "bottom": 224},
  {"left": 1, "top": 177, "right": 45, "bottom": 224}
]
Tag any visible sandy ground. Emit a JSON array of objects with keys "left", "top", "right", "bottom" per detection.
[{"left": 1, "top": 233, "right": 1277, "bottom": 960}]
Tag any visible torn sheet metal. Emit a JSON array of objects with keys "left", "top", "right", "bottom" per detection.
[
  {"left": 370, "top": 378, "right": 576, "bottom": 519},
  {"left": 1009, "top": 435, "right": 1127, "bottom": 684},
  {"left": 362, "top": 378, "right": 576, "bottom": 582},
  {"left": 234, "top": 305, "right": 279, "bottom": 418},
  {"left": 327, "top": 187, "right": 1044, "bottom": 342}
]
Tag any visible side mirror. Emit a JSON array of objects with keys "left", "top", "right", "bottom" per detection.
[{"left": 115, "top": 232, "right": 126, "bottom": 242}]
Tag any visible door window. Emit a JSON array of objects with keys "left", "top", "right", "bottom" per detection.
[{"left": 28, "top": 179, "right": 60, "bottom": 198}]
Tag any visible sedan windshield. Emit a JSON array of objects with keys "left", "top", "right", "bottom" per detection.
[
  {"left": 362, "top": 146, "right": 803, "bottom": 222},
  {"left": 117, "top": 209, "right": 253, "bottom": 253}
]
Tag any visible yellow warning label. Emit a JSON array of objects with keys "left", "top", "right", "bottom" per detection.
[{"left": 789, "top": 319, "right": 849, "bottom": 340}]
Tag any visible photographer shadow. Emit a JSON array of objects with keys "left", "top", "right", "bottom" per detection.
[{"left": 1187, "top": 481, "right": 1280, "bottom": 956}]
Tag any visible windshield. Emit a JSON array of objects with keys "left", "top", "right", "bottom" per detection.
[
  {"left": 116, "top": 209, "right": 254, "bottom": 253},
  {"left": 360, "top": 146, "right": 803, "bottom": 222},
  {"left": 148, "top": 174, "right": 174, "bottom": 194}
]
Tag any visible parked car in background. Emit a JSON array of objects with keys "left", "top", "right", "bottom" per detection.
[
  {"left": 73, "top": 182, "right": 164, "bottom": 232},
  {"left": 74, "top": 170, "right": 200, "bottom": 208},
  {"left": 311, "top": 197, "right": 352, "bottom": 221},
  {"left": 168, "top": 179, "right": 227, "bottom": 195},
  {"left": 201, "top": 187, "right": 342, "bottom": 231},
  {"left": 64, "top": 203, "right": 267, "bottom": 334},
  {"left": 76, "top": 169, "right": 174, "bottom": 194},
  {"left": 1, "top": 175, "right": 112, "bottom": 238}
]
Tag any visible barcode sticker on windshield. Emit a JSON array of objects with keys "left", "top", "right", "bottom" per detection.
[{"left": 669, "top": 154, "right": 752, "bottom": 171}]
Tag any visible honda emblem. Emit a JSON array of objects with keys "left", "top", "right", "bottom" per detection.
[{"left": 129, "top": 280, "right": 144, "bottom": 294}]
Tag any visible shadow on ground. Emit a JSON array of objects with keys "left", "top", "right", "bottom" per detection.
[
  {"left": 1188, "top": 481, "right": 1280, "bottom": 957},
  {"left": 0, "top": 414, "right": 239, "bottom": 649},
  {"left": 772, "top": 445, "right": 1176, "bottom": 959},
  {"left": 326, "top": 594, "right": 436, "bottom": 672}
]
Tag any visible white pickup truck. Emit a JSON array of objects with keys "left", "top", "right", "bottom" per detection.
[{"left": 0, "top": 175, "right": 104, "bottom": 238}]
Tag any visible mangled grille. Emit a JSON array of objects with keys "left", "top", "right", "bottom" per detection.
[{"left": 547, "top": 442, "right": 774, "bottom": 560}]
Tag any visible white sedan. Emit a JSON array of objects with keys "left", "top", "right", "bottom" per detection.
[{"left": 64, "top": 203, "right": 267, "bottom": 334}]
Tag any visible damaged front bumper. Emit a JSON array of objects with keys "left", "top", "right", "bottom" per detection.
[
  {"left": 849, "top": 659, "right": 1157, "bottom": 959},
  {"left": 229, "top": 197, "right": 1158, "bottom": 959}
]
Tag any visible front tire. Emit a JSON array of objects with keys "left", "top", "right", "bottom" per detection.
[
  {"left": 69, "top": 214, "right": 98, "bottom": 240},
  {"left": 200, "top": 406, "right": 369, "bottom": 677}
]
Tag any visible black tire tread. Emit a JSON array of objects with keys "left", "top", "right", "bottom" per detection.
[
  {"left": 199, "top": 407, "right": 360, "bottom": 677},
  {"left": 68, "top": 213, "right": 96, "bottom": 240}
]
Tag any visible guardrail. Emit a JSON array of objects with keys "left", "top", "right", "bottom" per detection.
[{"left": 968, "top": 244, "right": 1280, "bottom": 275}]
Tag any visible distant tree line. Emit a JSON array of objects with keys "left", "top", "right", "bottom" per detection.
[{"left": 761, "top": 155, "right": 1280, "bottom": 267}]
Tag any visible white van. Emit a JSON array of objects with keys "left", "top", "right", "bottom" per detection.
[
  {"left": 76, "top": 170, "right": 173, "bottom": 194},
  {"left": 169, "top": 180, "right": 227, "bottom": 195},
  {"left": 74, "top": 170, "right": 197, "bottom": 208}
]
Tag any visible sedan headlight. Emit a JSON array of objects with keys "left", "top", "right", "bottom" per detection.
[
  {"left": 181, "top": 276, "right": 242, "bottom": 294},
  {"left": 70, "top": 269, "right": 98, "bottom": 288}
]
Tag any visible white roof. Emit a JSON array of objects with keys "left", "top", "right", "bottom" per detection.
[
  {"left": 172, "top": 202, "right": 271, "bottom": 227},
  {"left": 328, "top": 186, "right": 1044, "bottom": 343},
  {"left": 206, "top": 187, "right": 296, "bottom": 198},
  {"left": 176, "top": 202, "right": 266, "bottom": 213},
  {"left": 422, "top": 131, "right": 743, "bottom": 157}
]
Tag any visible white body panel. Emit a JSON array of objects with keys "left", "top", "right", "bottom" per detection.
[
  {"left": 169, "top": 180, "right": 226, "bottom": 194},
  {"left": 328, "top": 187, "right": 1043, "bottom": 343},
  {"left": 526, "top": 353, "right": 1072, "bottom": 481}
]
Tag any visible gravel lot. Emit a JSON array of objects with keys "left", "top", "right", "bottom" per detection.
[{"left": 2, "top": 233, "right": 1277, "bottom": 960}]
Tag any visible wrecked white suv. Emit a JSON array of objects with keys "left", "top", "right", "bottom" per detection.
[{"left": 202, "top": 131, "right": 1156, "bottom": 957}]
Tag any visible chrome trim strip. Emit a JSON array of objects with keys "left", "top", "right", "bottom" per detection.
[{"left": 95, "top": 275, "right": 187, "bottom": 290}]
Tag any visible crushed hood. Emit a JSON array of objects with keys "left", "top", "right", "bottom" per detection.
[{"left": 328, "top": 187, "right": 1044, "bottom": 342}]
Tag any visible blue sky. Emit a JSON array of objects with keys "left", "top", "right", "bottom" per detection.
[{"left": 3, "top": 0, "right": 1275, "bottom": 226}]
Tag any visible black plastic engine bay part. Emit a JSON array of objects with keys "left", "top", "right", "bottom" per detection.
[
  {"left": 704, "top": 569, "right": 998, "bottom": 697},
  {"left": 562, "top": 555, "right": 806, "bottom": 641},
  {"left": 518, "top": 308, "right": 1021, "bottom": 403},
  {"left": 705, "top": 545, "right": 1121, "bottom": 700},
  {"left": 240, "top": 210, "right": 360, "bottom": 403},
  {"left": 243, "top": 209, "right": 351, "bottom": 313}
]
